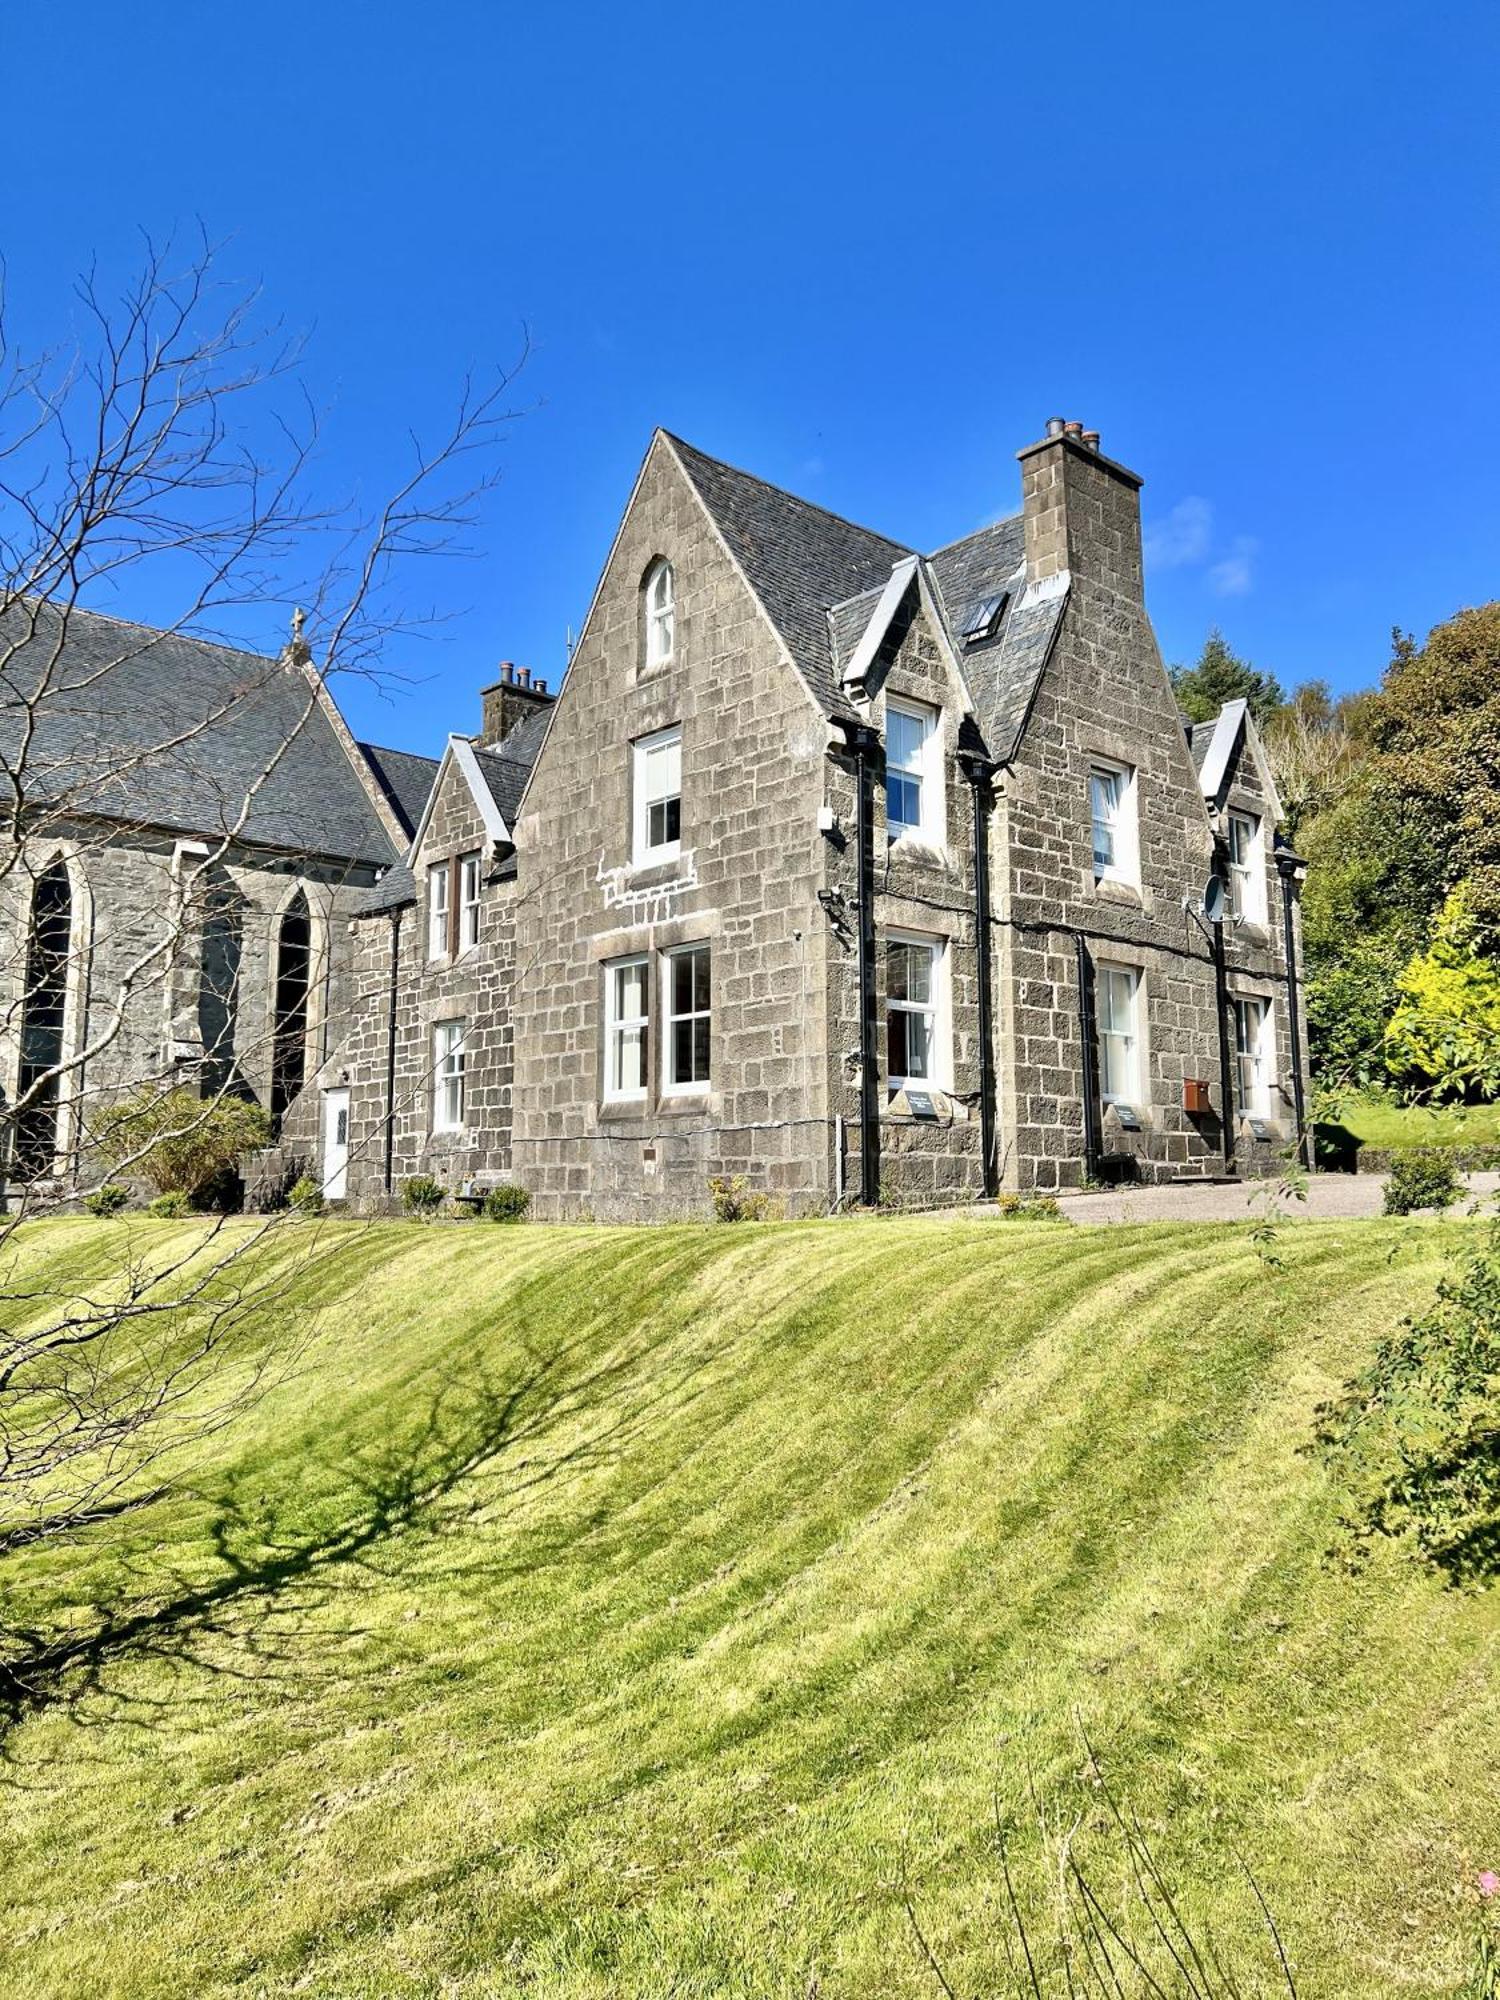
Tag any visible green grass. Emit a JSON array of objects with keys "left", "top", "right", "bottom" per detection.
[
  {"left": 1326, "top": 1092, "right": 1500, "bottom": 1150},
  {"left": 2, "top": 1214, "right": 1497, "bottom": 1996}
]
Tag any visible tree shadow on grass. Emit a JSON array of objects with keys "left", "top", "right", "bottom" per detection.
[{"left": 0, "top": 1309, "right": 729, "bottom": 1769}]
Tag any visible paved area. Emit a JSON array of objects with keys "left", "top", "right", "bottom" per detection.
[{"left": 1028, "top": 1172, "right": 1500, "bottom": 1226}]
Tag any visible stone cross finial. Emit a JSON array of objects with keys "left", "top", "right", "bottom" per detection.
[{"left": 291, "top": 606, "right": 306, "bottom": 643}]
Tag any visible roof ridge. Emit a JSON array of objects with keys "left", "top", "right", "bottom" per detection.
[
  {"left": 662, "top": 431, "right": 912, "bottom": 556},
  {"left": 925, "top": 512, "right": 1023, "bottom": 559},
  {"left": 24, "top": 597, "right": 282, "bottom": 667},
  {"left": 360, "top": 738, "right": 439, "bottom": 763}
]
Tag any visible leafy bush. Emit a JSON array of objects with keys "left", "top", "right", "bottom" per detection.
[
  {"left": 146, "top": 1190, "right": 192, "bottom": 1218},
  {"left": 402, "top": 1175, "right": 446, "bottom": 1218},
  {"left": 481, "top": 1184, "right": 530, "bottom": 1223},
  {"left": 1385, "top": 886, "right": 1500, "bottom": 1100},
  {"left": 95, "top": 1087, "right": 271, "bottom": 1205},
  {"left": 82, "top": 1182, "right": 130, "bottom": 1217},
  {"left": 1316, "top": 1220, "right": 1500, "bottom": 1583},
  {"left": 288, "top": 1175, "right": 324, "bottom": 1217},
  {"left": 707, "top": 1174, "right": 779, "bottom": 1222},
  {"left": 995, "top": 1191, "right": 1062, "bottom": 1220},
  {"left": 1383, "top": 1147, "right": 1463, "bottom": 1216}
]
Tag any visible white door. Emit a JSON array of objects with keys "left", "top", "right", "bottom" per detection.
[{"left": 321, "top": 1088, "right": 350, "bottom": 1200}]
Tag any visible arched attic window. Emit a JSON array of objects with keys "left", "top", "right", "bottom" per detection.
[
  {"left": 270, "top": 889, "right": 312, "bottom": 1122},
  {"left": 15, "top": 860, "right": 74, "bottom": 1179},
  {"left": 643, "top": 558, "right": 675, "bottom": 669}
]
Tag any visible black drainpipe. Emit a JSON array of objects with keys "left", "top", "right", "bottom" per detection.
[
  {"left": 961, "top": 753, "right": 999, "bottom": 1197},
  {"left": 1278, "top": 848, "right": 1309, "bottom": 1167},
  {"left": 1075, "top": 934, "right": 1102, "bottom": 1185},
  {"left": 851, "top": 724, "right": 881, "bottom": 1207},
  {"left": 382, "top": 907, "right": 402, "bottom": 1195},
  {"left": 1212, "top": 887, "right": 1236, "bottom": 1174}
]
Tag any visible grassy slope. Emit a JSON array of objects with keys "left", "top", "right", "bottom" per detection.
[{"left": 1, "top": 1215, "right": 1496, "bottom": 1998}]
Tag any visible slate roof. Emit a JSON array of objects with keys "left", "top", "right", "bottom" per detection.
[
  {"left": 358, "top": 742, "right": 440, "bottom": 840},
  {"left": 471, "top": 706, "right": 551, "bottom": 825},
  {"left": 670, "top": 437, "right": 1065, "bottom": 763},
  {"left": 353, "top": 707, "right": 551, "bottom": 917},
  {"left": 667, "top": 435, "right": 909, "bottom": 719},
  {"left": 0, "top": 601, "right": 399, "bottom": 864}
]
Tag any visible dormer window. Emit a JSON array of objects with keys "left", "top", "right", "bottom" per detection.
[
  {"left": 1227, "top": 809, "right": 1266, "bottom": 924},
  {"left": 885, "top": 697, "right": 942, "bottom": 844},
  {"left": 644, "top": 558, "right": 675, "bottom": 668}
]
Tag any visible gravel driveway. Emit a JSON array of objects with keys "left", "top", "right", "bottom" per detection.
[{"left": 1047, "top": 1171, "right": 1500, "bottom": 1225}]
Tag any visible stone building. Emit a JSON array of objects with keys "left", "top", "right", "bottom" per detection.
[
  {"left": 0, "top": 601, "right": 434, "bottom": 1198},
  {"left": 336, "top": 420, "right": 1309, "bottom": 1219}
]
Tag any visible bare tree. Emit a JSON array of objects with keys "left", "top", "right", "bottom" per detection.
[
  {"left": 0, "top": 232, "right": 523, "bottom": 1566},
  {"left": 1262, "top": 681, "right": 1357, "bottom": 838}
]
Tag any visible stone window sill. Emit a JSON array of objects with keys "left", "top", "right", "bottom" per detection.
[{"left": 1092, "top": 876, "right": 1145, "bottom": 910}]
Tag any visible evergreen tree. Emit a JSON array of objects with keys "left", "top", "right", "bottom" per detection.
[{"left": 1169, "top": 629, "right": 1286, "bottom": 725}]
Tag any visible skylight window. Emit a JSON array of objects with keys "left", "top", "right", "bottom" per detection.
[{"left": 961, "top": 591, "right": 1008, "bottom": 644}]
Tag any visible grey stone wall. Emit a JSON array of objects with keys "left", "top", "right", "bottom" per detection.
[
  {"left": 510, "top": 439, "right": 835, "bottom": 1221},
  {"left": 339, "top": 758, "right": 520, "bottom": 1209},
  {"left": 0, "top": 819, "right": 375, "bottom": 1189},
  {"left": 995, "top": 435, "right": 1300, "bottom": 1189},
  {"left": 819, "top": 597, "right": 989, "bottom": 1207}
]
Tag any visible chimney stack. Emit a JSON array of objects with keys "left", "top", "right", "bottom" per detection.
[
  {"left": 1016, "top": 418, "right": 1143, "bottom": 599},
  {"left": 478, "top": 659, "right": 556, "bottom": 747}
]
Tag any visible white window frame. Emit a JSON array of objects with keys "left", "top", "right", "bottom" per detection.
[
  {"left": 603, "top": 955, "right": 650, "bottom": 1103},
  {"left": 457, "top": 852, "right": 482, "bottom": 952},
  {"left": 1090, "top": 759, "right": 1139, "bottom": 886},
  {"left": 886, "top": 931, "right": 947, "bottom": 1094},
  {"left": 1096, "top": 963, "right": 1142, "bottom": 1107},
  {"left": 885, "top": 696, "right": 944, "bottom": 846},
  {"left": 644, "top": 559, "right": 675, "bottom": 669},
  {"left": 662, "top": 943, "right": 711, "bottom": 1095},
  {"left": 1234, "top": 995, "right": 1274, "bottom": 1119},
  {"left": 632, "top": 723, "right": 682, "bottom": 866},
  {"left": 427, "top": 862, "right": 450, "bottom": 961},
  {"left": 1227, "top": 809, "right": 1267, "bottom": 925},
  {"left": 433, "top": 1018, "right": 466, "bottom": 1132}
]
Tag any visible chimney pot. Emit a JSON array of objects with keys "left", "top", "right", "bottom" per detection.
[
  {"left": 1082, "top": 429, "right": 1101, "bottom": 453},
  {"left": 499, "top": 660, "right": 514, "bottom": 683},
  {"left": 1064, "top": 421, "right": 1084, "bottom": 438},
  {"left": 1046, "top": 416, "right": 1066, "bottom": 439},
  {"left": 517, "top": 665, "right": 531, "bottom": 688},
  {"left": 535, "top": 677, "right": 547, "bottom": 694}
]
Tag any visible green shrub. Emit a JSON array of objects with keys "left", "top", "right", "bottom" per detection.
[
  {"left": 146, "top": 1190, "right": 192, "bottom": 1218},
  {"left": 480, "top": 1184, "right": 530, "bottom": 1223},
  {"left": 1316, "top": 1220, "right": 1500, "bottom": 1584},
  {"left": 94, "top": 1087, "right": 271, "bottom": 1206},
  {"left": 402, "top": 1175, "right": 446, "bottom": 1218},
  {"left": 1383, "top": 1148, "right": 1463, "bottom": 1216},
  {"left": 82, "top": 1182, "right": 130, "bottom": 1217},
  {"left": 995, "top": 1191, "right": 1063, "bottom": 1220},
  {"left": 707, "top": 1174, "right": 780, "bottom": 1222},
  {"left": 288, "top": 1175, "right": 324, "bottom": 1217}
]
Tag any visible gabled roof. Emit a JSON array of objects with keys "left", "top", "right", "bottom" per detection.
[
  {"left": 358, "top": 742, "right": 440, "bottom": 840},
  {"left": 0, "top": 601, "right": 400, "bottom": 864},
  {"left": 667, "top": 434, "right": 910, "bottom": 719},
  {"left": 1192, "top": 697, "right": 1287, "bottom": 825},
  {"left": 665, "top": 438, "right": 1062, "bottom": 763}
]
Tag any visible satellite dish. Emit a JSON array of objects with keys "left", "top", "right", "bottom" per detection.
[{"left": 1201, "top": 876, "right": 1227, "bottom": 925}]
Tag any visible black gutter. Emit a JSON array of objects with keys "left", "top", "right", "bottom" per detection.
[
  {"left": 382, "top": 909, "right": 402, "bottom": 1195},
  {"left": 1278, "top": 847, "right": 1310, "bottom": 1167},
  {"left": 1212, "top": 891, "right": 1236, "bottom": 1173},
  {"left": 1075, "top": 934, "right": 1102, "bottom": 1184},
  {"left": 850, "top": 724, "right": 881, "bottom": 1207},
  {"left": 960, "top": 753, "right": 999, "bottom": 1197}
]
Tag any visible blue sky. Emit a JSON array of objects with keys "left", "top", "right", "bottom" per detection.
[{"left": 6, "top": 1, "right": 1498, "bottom": 756}]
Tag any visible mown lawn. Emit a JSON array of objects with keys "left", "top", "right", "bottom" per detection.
[
  {"left": 1324, "top": 1093, "right": 1500, "bottom": 1151},
  {"left": 1, "top": 1214, "right": 1496, "bottom": 1996}
]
